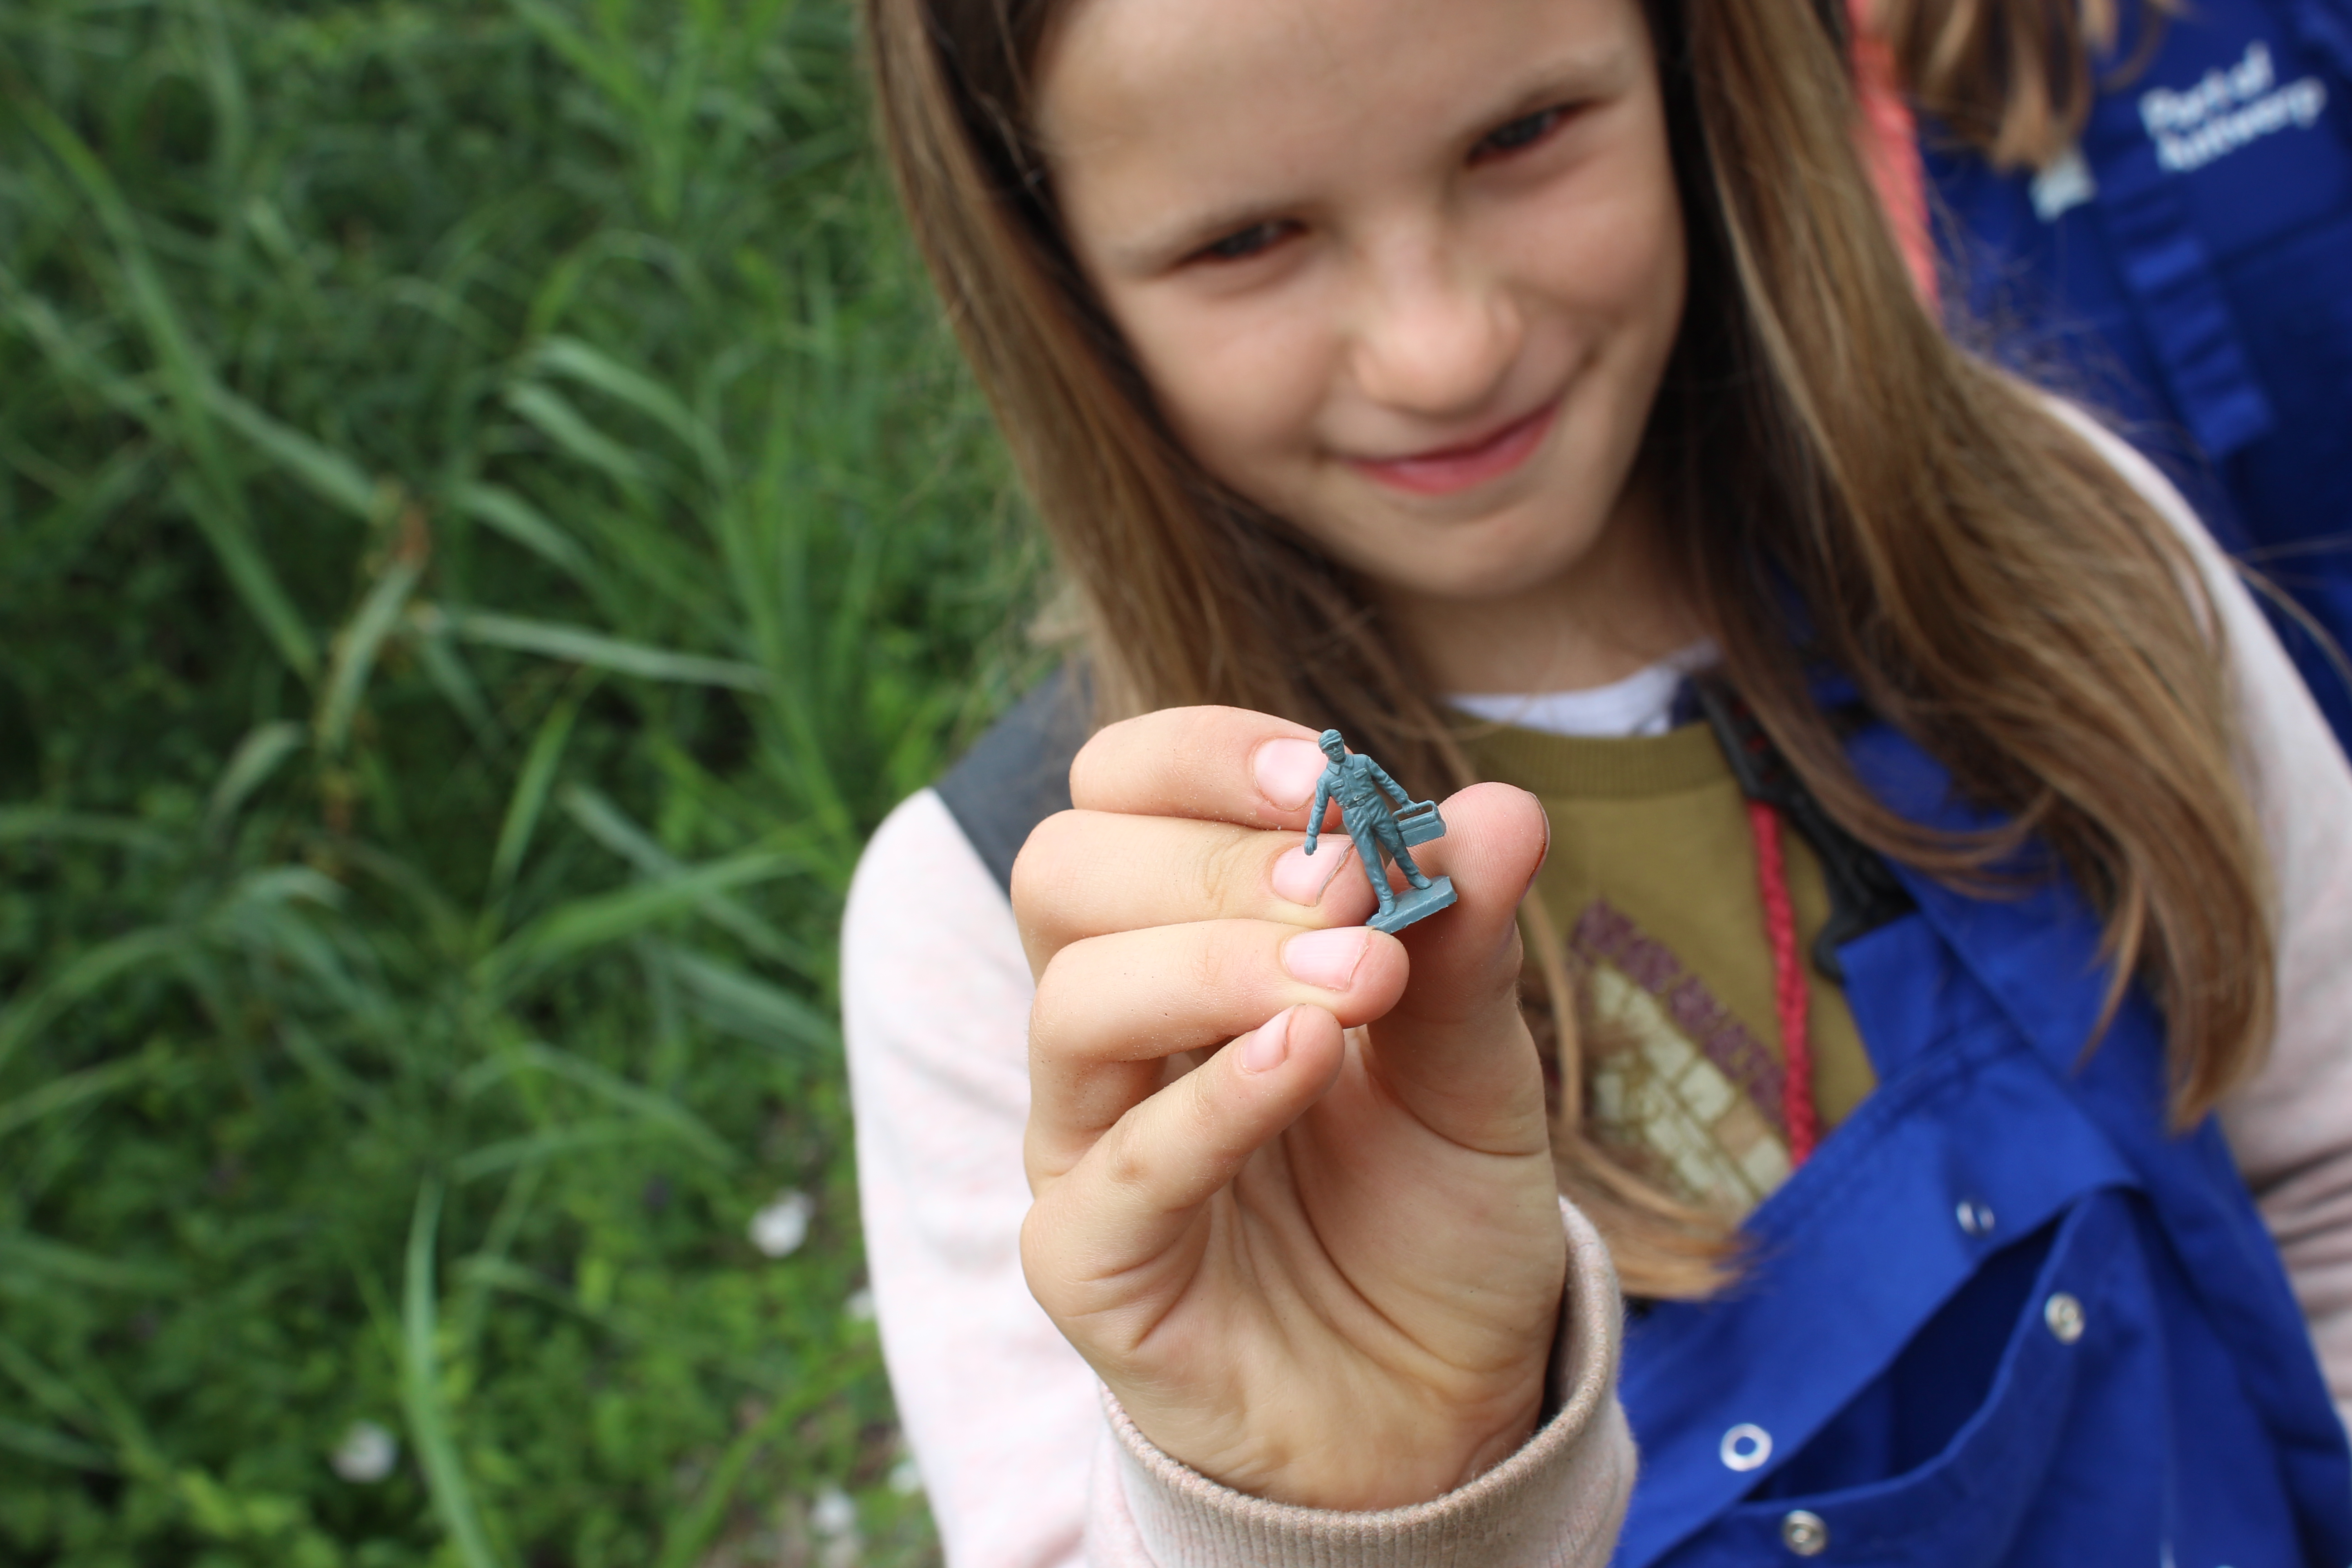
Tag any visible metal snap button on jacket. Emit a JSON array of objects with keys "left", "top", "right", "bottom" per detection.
[
  {"left": 1720, "top": 1423, "right": 1773, "bottom": 1471},
  {"left": 1956, "top": 1198, "right": 1996, "bottom": 1236},
  {"left": 1781, "top": 1509, "right": 1829, "bottom": 1556},
  {"left": 2045, "top": 1291, "right": 2086, "bottom": 1344}
]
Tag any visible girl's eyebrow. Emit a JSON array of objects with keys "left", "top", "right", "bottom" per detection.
[
  {"left": 1098, "top": 48, "right": 1633, "bottom": 275},
  {"left": 1479, "top": 51, "right": 1629, "bottom": 130}
]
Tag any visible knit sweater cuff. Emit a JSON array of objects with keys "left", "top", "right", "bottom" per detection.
[{"left": 1086, "top": 1199, "right": 1637, "bottom": 1568}]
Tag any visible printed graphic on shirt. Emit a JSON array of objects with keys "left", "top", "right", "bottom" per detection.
[
  {"left": 1572, "top": 899, "right": 1791, "bottom": 1218},
  {"left": 2140, "top": 42, "right": 2328, "bottom": 174}
]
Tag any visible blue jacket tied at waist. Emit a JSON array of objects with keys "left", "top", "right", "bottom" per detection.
[
  {"left": 1923, "top": 0, "right": 2352, "bottom": 745},
  {"left": 1611, "top": 719, "right": 2352, "bottom": 1566}
]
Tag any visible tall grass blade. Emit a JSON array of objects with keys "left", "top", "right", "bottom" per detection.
[
  {"left": 0, "top": 928, "right": 187, "bottom": 1078},
  {"left": 401, "top": 1179, "right": 505, "bottom": 1568},
  {"left": 506, "top": 0, "right": 656, "bottom": 123},
  {"left": 0, "top": 811, "right": 176, "bottom": 856},
  {"left": 503, "top": 383, "right": 651, "bottom": 489},
  {"left": 533, "top": 336, "right": 724, "bottom": 480},
  {"left": 473, "top": 850, "right": 794, "bottom": 1000},
  {"left": 0, "top": 1056, "right": 157, "bottom": 1144},
  {"left": 0, "top": 1416, "right": 113, "bottom": 1473},
  {"left": 0, "top": 1232, "right": 184, "bottom": 1295},
  {"left": 481, "top": 678, "right": 591, "bottom": 920},
  {"left": 665, "top": 945, "right": 839, "bottom": 1054},
  {"left": 451, "top": 482, "right": 595, "bottom": 583},
  {"left": 410, "top": 616, "right": 505, "bottom": 747},
  {"left": 450, "top": 1120, "right": 674, "bottom": 1184},
  {"left": 461, "top": 1040, "right": 736, "bottom": 1168},
  {"left": 204, "top": 722, "right": 306, "bottom": 839},
  {"left": 0, "top": 286, "right": 162, "bottom": 424},
  {"left": 560, "top": 784, "right": 808, "bottom": 971},
  {"left": 167, "top": 475, "right": 321, "bottom": 684},
  {"left": 424, "top": 605, "right": 767, "bottom": 691},
  {"left": 0, "top": 1331, "right": 103, "bottom": 1438},
  {"left": 200, "top": 383, "right": 380, "bottom": 523},
  {"left": 318, "top": 557, "right": 426, "bottom": 757}
]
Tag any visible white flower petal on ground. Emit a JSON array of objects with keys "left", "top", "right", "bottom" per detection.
[
  {"left": 810, "top": 1483, "right": 858, "bottom": 1539},
  {"left": 331, "top": 1419, "right": 399, "bottom": 1483},
  {"left": 748, "top": 1190, "right": 815, "bottom": 1258}
]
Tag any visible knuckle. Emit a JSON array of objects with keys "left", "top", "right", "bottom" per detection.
[
  {"left": 1009, "top": 810, "right": 1086, "bottom": 919},
  {"left": 1065, "top": 731, "right": 1116, "bottom": 805},
  {"left": 1095, "top": 1117, "right": 1156, "bottom": 1197},
  {"left": 1027, "top": 946, "right": 1090, "bottom": 1058},
  {"left": 1174, "top": 1065, "right": 1227, "bottom": 1150},
  {"left": 1184, "top": 835, "right": 1227, "bottom": 910},
  {"left": 1068, "top": 717, "right": 1151, "bottom": 808},
  {"left": 1179, "top": 927, "right": 1250, "bottom": 1002},
  {"left": 1202, "top": 829, "right": 1266, "bottom": 906},
  {"left": 1018, "top": 1207, "right": 1076, "bottom": 1311}
]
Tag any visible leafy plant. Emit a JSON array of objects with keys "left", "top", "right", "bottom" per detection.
[{"left": 0, "top": 0, "right": 1039, "bottom": 1560}]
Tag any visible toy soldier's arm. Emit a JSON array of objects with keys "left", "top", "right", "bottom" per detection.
[
  {"left": 1366, "top": 756, "right": 1413, "bottom": 810},
  {"left": 1305, "top": 769, "right": 1334, "bottom": 854}
]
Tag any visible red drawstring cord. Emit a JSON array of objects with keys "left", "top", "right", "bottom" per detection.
[{"left": 1746, "top": 799, "right": 1818, "bottom": 1165}]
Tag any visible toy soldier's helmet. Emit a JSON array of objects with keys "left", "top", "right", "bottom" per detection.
[{"left": 1317, "top": 728, "right": 1345, "bottom": 757}]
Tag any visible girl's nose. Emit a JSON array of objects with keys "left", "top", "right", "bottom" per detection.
[{"left": 1345, "top": 238, "right": 1520, "bottom": 417}]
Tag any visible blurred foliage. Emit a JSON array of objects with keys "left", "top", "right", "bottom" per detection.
[{"left": 0, "top": 0, "right": 1039, "bottom": 1560}]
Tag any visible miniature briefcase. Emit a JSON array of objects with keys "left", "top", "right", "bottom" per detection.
[{"left": 1393, "top": 799, "right": 1446, "bottom": 847}]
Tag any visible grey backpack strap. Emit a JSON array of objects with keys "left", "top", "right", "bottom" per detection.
[{"left": 934, "top": 666, "right": 1092, "bottom": 896}]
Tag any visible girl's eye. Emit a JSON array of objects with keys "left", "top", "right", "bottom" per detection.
[
  {"left": 1470, "top": 106, "right": 1570, "bottom": 164},
  {"left": 1196, "top": 220, "right": 1294, "bottom": 264}
]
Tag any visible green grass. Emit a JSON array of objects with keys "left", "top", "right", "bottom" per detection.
[{"left": 0, "top": 0, "right": 1044, "bottom": 1561}]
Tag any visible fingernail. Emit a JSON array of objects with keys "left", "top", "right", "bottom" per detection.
[
  {"left": 1242, "top": 1009, "right": 1293, "bottom": 1073},
  {"left": 1282, "top": 926, "right": 1371, "bottom": 990},
  {"left": 1254, "top": 739, "right": 1327, "bottom": 811},
  {"left": 1271, "top": 841, "right": 1351, "bottom": 904}
]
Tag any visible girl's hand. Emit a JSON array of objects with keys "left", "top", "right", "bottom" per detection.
[{"left": 1014, "top": 706, "right": 1564, "bottom": 1512}]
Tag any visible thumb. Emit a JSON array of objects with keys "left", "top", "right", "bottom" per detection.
[{"left": 1362, "top": 782, "right": 1551, "bottom": 1148}]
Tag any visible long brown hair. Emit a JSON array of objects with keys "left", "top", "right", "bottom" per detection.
[
  {"left": 1868, "top": 0, "right": 2172, "bottom": 169},
  {"left": 867, "top": 0, "right": 2273, "bottom": 1297}
]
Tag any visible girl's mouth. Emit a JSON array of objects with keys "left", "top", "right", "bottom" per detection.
[{"left": 1348, "top": 401, "right": 1559, "bottom": 496}]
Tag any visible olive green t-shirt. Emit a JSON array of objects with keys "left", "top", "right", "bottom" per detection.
[{"left": 1461, "top": 721, "right": 1876, "bottom": 1222}]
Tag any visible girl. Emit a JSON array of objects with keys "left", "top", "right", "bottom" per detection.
[{"left": 842, "top": 0, "right": 2352, "bottom": 1561}]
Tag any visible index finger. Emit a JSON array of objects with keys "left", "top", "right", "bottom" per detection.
[{"left": 1070, "top": 706, "right": 1338, "bottom": 829}]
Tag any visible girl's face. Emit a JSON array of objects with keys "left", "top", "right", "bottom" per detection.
[{"left": 1036, "top": 0, "right": 1688, "bottom": 661}]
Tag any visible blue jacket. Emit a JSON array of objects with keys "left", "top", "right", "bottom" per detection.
[
  {"left": 1922, "top": 0, "right": 2352, "bottom": 743},
  {"left": 1613, "top": 717, "right": 2352, "bottom": 1565}
]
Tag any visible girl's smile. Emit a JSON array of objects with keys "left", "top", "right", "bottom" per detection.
[
  {"left": 1035, "top": 0, "right": 1695, "bottom": 692},
  {"left": 1348, "top": 399, "right": 1561, "bottom": 497}
]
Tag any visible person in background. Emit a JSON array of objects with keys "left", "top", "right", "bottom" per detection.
[{"left": 1863, "top": 0, "right": 2352, "bottom": 742}]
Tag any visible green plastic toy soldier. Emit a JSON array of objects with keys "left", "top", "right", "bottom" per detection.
[{"left": 1303, "top": 729, "right": 1458, "bottom": 934}]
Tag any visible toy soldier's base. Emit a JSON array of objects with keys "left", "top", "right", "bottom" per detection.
[{"left": 1367, "top": 875, "right": 1457, "bottom": 935}]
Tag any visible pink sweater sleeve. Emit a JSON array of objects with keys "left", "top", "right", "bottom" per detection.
[
  {"left": 2221, "top": 593, "right": 2352, "bottom": 1440},
  {"left": 843, "top": 790, "right": 1641, "bottom": 1565},
  {"left": 2058, "top": 409, "right": 2352, "bottom": 1438},
  {"left": 1086, "top": 1198, "right": 1636, "bottom": 1568},
  {"left": 843, "top": 790, "right": 1099, "bottom": 1567}
]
